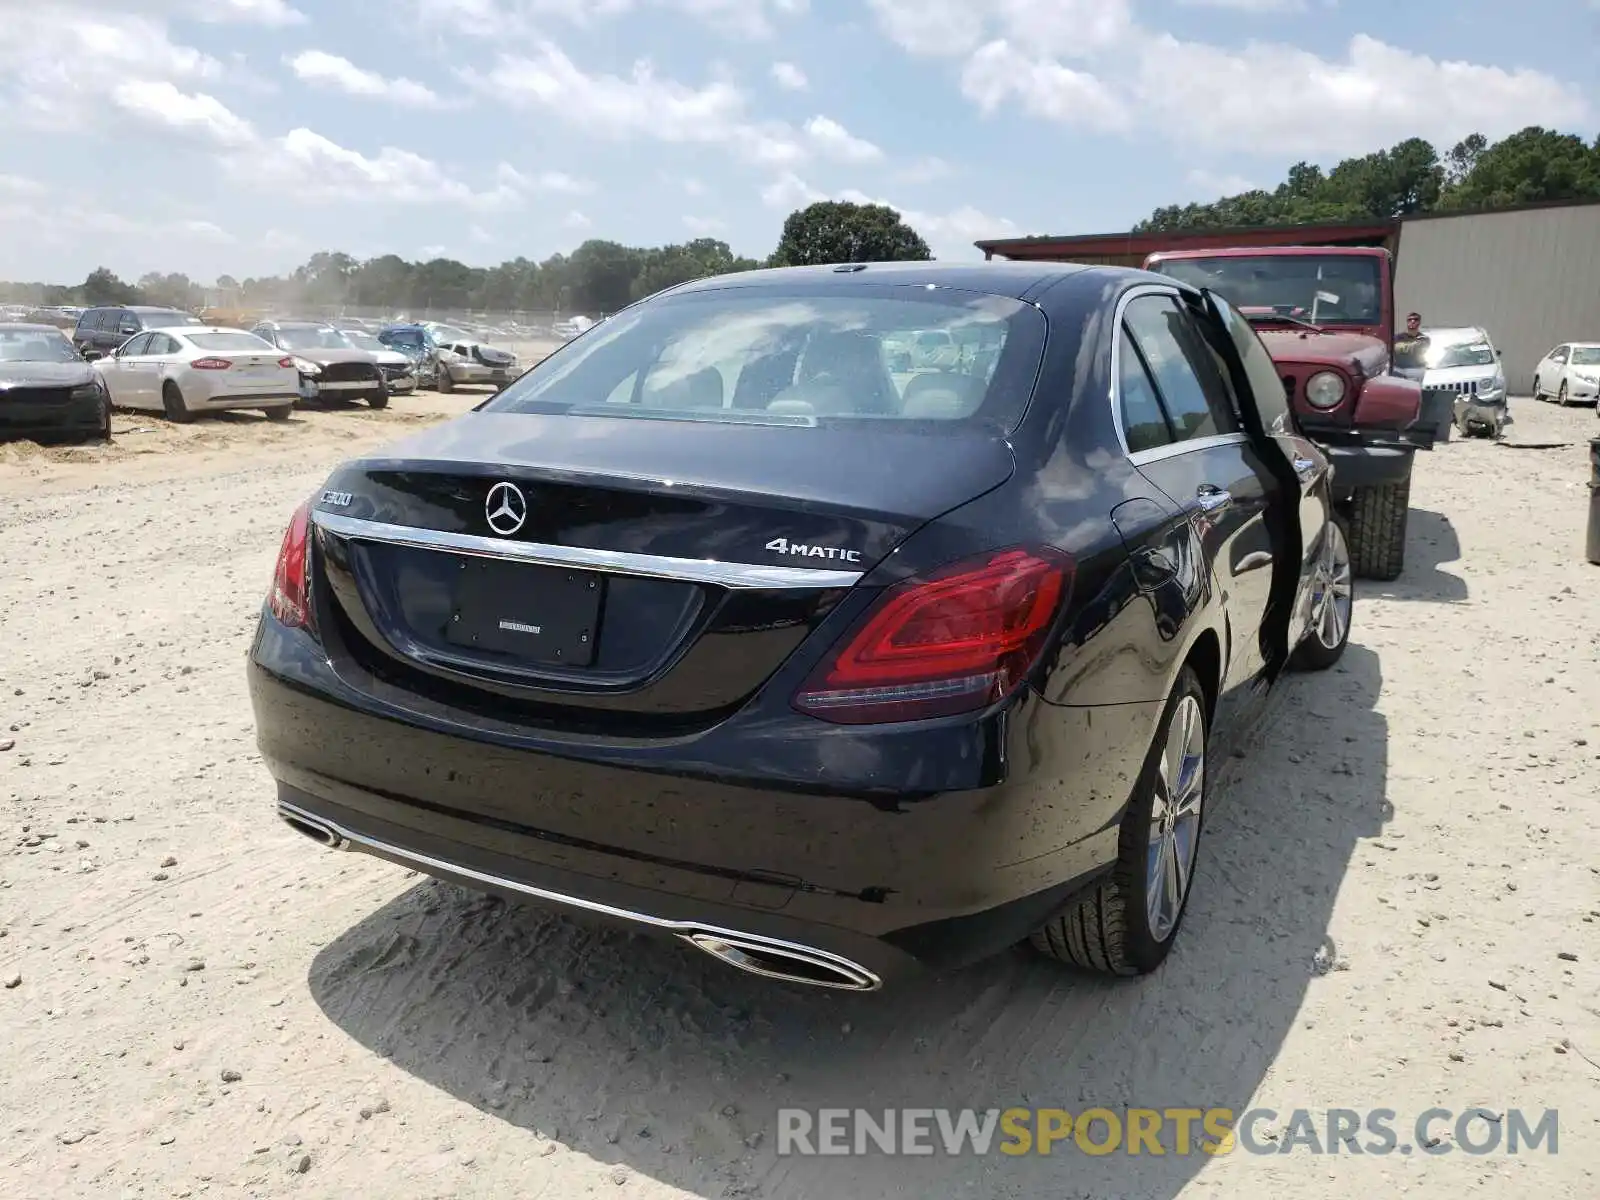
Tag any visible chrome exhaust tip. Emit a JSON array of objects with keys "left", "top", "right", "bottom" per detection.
[
  {"left": 277, "top": 804, "right": 348, "bottom": 851},
  {"left": 682, "top": 931, "right": 881, "bottom": 992}
]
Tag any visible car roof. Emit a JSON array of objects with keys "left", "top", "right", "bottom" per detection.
[
  {"left": 271, "top": 320, "right": 336, "bottom": 328},
  {"left": 665, "top": 260, "right": 1090, "bottom": 301},
  {"left": 127, "top": 305, "right": 194, "bottom": 313},
  {"left": 0, "top": 322, "right": 68, "bottom": 333},
  {"left": 1423, "top": 326, "right": 1489, "bottom": 344}
]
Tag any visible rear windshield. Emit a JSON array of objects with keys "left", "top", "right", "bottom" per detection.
[
  {"left": 189, "top": 331, "right": 276, "bottom": 352},
  {"left": 483, "top": 286, "right": 1046, "bottom": 431},
  {"left": 1151, "top": 255, "right": 1383, "bottom": 325},
  {"left": 144, "top": 310, "right": 203, "bottom": 326}
]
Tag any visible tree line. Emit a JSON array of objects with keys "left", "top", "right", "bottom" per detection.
[
  {"left": 0, "top": 203, "right": 934, "bottom": 317},
  {"left": 3, "top": 125, "right": 1595, "bottom": 314},
  {"left": 1137, "top": 125, "right": 1600, "bottom": 231}
]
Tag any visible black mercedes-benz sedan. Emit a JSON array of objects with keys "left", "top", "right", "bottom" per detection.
[
  {"left": 0, "top": 323, "right": 112, "bottom": 443},
  {"left": 248, "top": 261, "right": 1354, "bottom": 991}
]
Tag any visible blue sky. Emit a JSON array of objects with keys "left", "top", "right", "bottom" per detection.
[{"left": 0, "top": 0, "right": 1594, "bottom": 283}]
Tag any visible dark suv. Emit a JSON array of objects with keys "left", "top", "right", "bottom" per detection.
[{"left": 73, "top": 306, "right": 203, "bottom": 358}]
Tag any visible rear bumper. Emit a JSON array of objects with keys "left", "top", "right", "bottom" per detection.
[
  {"left": 247, "top": 620, "right": 1150, "bottom": 985},
  {"left": 201, "top": 391, "right": 298, "bottom": 409}
]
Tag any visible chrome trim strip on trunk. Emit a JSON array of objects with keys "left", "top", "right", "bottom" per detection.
[
  {"left": 309, "top": 510, "right": 865, "bottom": 590},
  {"left": 275, "top": 800, "right": 883, "bottom": 991}
]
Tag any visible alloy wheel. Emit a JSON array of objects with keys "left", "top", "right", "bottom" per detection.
[
  {"left": 1311, "top": 522, "right": 1354, "bottom": 651},
  {"left": 1146, "top": 694, "right": 1205, "bottom": 943}
]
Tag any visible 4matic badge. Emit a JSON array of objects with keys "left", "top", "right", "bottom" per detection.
[{"left": 765, "top": 537, "right": 863, "bottom": 563}]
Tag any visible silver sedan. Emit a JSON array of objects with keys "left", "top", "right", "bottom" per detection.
[{"left": 91, "top": 326, "right": 299, "bottom": 423}]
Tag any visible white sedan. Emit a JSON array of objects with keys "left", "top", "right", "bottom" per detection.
[
  {"left": 91, "top": 326, "right": 299, "bottom": 423},
  {"left": 1531, "top": 342, "right": 1600, "bottom": 406}
]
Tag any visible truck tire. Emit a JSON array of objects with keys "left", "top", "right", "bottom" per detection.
[{"left": 1346, "top": 479, "right": 1409, "bottom": 581}]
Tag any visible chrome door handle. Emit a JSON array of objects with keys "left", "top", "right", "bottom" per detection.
[{"left": 1195, "top": 485, "right": 1231, "bottom": 512}]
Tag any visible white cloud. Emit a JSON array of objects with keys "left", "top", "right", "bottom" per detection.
[
  {"left": 758, "top": 172, "right": 1014, "bottom": 260},
  {"left": 496, "top": 164, "right": 595, "bottom": 194},
  {"left": 803, "top": 115, "right": 882, "bottom": 162},
  {"left": 1135, "top": 33, "right": 1591, "bottom": 157},
  {"left": 410, "top": 0, "right": 805, "bottom": 39},
  {"left": 869, "top": 0, "right": 1590, "bottom": 160},
  {"left": 1186, "top": 168, "right": 1258, "bottom": 197},
  {"left": 475, "top": 42, "right": 807, "bottom": 165},
  {"left": 286, "top": 51, "right": 447, "bottom": 108},
  {"left": 110, "top": 81, "right": 257, "bottom": 146},
  {"left": 683, "top": 215, "right": 726, "bottom": 233},
  {"left": 195, "top": 0, "right": 307, "bottom": 24},
  {"left": 1176, "top": 0, "right": 1306, "bottom": 10},
  {"left": 770, "top": 61, "right": 808, "bottom": 89},
  {"left": 960, "top": 40, "right": 1128, "bottom": 130},
  {"left": 563, "top": 210, "right": 592, "bottom": 229}
]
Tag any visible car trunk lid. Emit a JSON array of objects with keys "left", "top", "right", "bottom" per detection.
[{"left": 310, "top": 411, "right": 1015, "bottom": 729}]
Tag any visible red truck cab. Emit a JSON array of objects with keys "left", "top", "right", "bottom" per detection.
[{"left": 1143, "top": 246, "right": 1443, "bottom": 581}]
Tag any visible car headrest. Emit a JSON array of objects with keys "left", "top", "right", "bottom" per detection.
[{"left": 899, "top": 371, "right": 984, "bottom": 419}]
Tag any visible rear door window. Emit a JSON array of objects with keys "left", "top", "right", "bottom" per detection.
[
  {"left": 1117, "top": 328, "right": 1174, "bottom": 453},
  {"left": 1122, "top": 295, "right": 1239, "bottom": 442}
]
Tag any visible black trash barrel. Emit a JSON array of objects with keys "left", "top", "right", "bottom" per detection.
[{"left": 1588, "top": 436, "right": 1600, "bottom": 565}]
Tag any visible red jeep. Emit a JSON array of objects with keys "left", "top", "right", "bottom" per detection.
[{"left": 1143, "top": 246, "right": 1445, "bottom": 581}]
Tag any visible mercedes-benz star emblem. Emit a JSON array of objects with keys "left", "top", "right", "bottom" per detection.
[{"left": 484, "top": 481, "right": 527, "bottom": 536}]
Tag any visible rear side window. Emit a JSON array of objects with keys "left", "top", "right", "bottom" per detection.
[
  {"left": 1122, "top": 295, "right": 1239, "bottom": 442},
  {"left": 1117, "top": 329, "right": 1173, "bottom": 453},
  {"left": 484, "top": 287, "right": 1047, "bottom": 432}
]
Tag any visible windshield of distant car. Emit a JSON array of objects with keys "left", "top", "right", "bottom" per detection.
[
  {"left": 1152, "top": 255, "right": 1383, "bottom": 325},
  {"left": 276, "top": 326, "right": 354, "bottom": 351},
  {"left": 145, "top": 311, "right": 203, "bottom": 326},
  {"left": 1570, "top": 346, "right": 1600, "bottom": 366},
  {"left": 0, "top": 329, "right": 80, "bottom": 362},
  {"left": 483, "top": 287, "right": 1045, "bottom": 432},
  {"left": 341, "top": 331, "right": 385, "bottom": 352},
  {"left": 189, "top": 332, "right": 279, "bottom": 353},
  {"left": 1425, "top": 338, "right": 1496, "bottom": 369},
  {"left": 428, "top": 324, "right": 470, "bottom": 342}
]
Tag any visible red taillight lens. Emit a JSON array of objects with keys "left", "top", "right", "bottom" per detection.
[
  {"left": 268, "top": 501, "right": 313, "bottom": 628},
  {"left": 190, "top": 357, "right": 232, "bottom": 370},
  {"left": 277, "top": 356, "right": 296, "bottom": 369},
  {"left": 793, "top": 547, "right": 1073, "bottom": 725}
]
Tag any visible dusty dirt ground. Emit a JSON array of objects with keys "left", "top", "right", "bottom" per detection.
[{"left": 2, "top": 394, "right": 1597, "bottom": 1199}]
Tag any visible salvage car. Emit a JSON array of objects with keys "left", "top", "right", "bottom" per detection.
[
  {"left": 250, "top": 261, "right": 1355, "bottom": 991},
  {"left": 421, "top": 322, "right": 520, "bottom": 392},
  {"left": 1531, "top": 342, "right": 1600, "bottom": 407},
  {"left": 339, "top": 328, "right": 419, "bottom": 396},
  {"left": 1145, "top": 247, "right": 1435, "bottom": 581},
  {"left": 90, "top": 326, "right": 299, "bottom": 423},
  {"left": 1411, "top": 326, "right": 1509, "bottom": 439},
  {"left": 376, "top": 324, "right": 441, "bottom": 389},
  {"left": 249, "top": 320, "right": 387, "bottom": 409},
  {"left": 0, "top": 322, "right": 111, "bottom": 443},
  {"left": 73, "top": 305, "right": 203, "bottom": 358}
]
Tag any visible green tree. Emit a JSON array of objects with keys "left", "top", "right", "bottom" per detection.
[
  {"left": 80, "top": 267, "right": 140, "bottom": 305},
  {"left": 567, "top": 239, "right": 642, "bottom": 312},
  {"left": 1437, "top": 126, "right": 1600, "bottom": 210},
  {"left": 770, "top": 201, "right": 932, "bottom": 266}
]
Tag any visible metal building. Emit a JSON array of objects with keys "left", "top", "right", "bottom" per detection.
[
  {"left": 976, "top": 199, "right": 1600, "bottom": 391},
  {"left": 1392, "top": 201, "right": 1600, "bottom": 390}
]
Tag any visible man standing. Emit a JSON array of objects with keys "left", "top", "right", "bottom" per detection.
[{"left": 1393, "top": 311, "right": 1429, "bottom": 375}]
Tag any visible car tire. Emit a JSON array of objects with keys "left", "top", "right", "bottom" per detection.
[
  {"left": 264, "top": 405, "right": 292, "bottom": 422},
  {"left": 1345, "top": 478, "right": 1408, "bottom": 582},
  {"left": 162, "top": 381, "right": 194, "bottom": 424},
  {"left": 367, "top": 388, "right": 389, "bottom": 409},
  {"left": 1290, "top": 518, "right": 1353, "bottom": 671},
  {"left": 1532, "top": 375, "right": 1544, "bottom": 401},
  {"left": 1030, "top": 665, "right": 1209, "bottom": 977},
  {"left": 1558, "top": 381, "right": 1569, "bottom": 406}
]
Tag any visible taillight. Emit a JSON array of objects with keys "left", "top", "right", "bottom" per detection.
[
  {"left": 277, "top": 356, "right": 296, "bottom": 369},
  {"left": 268, "top": 500, "right": 313, "bottom": 628},
  {"left": 793, "top": 547, "right": 1073, "bottom": 725},
  {"left": 190, "top": 357, "right": 232, "bottom": 370}
]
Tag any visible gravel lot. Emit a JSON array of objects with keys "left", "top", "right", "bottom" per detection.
[{"left": 2, "top": 395, "right": 1597, "bottom": 1199}]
